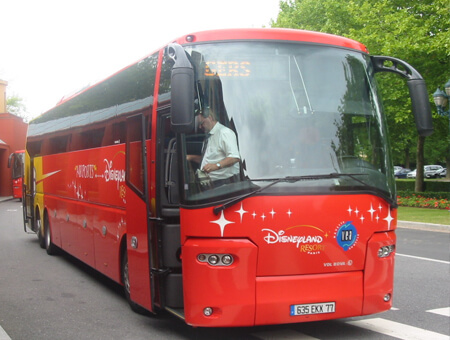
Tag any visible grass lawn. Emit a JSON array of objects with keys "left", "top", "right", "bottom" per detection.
[{"left": 397, "top": 206, "right": 450, "bottom": 225}]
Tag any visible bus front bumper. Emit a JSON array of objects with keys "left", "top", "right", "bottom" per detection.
[{"left": 182, "top": 235, "right": 394, "bottom": 327}]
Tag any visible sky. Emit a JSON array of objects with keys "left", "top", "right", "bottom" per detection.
[{"left": 1, "top": 0, "right": 281, "bottom": 121}]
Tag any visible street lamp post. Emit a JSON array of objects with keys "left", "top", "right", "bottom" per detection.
[
  {"left": 433, "top": 79, "right": 450, "bottom": 128},
  {"left": 432, "top": 79, "right": 450, "bottom": 179}
]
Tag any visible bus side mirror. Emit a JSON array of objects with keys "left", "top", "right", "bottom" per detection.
[
  {"left": 372, "top": 56, "right": 433, "bottom": 137},
  {"left": 168, "top": 43, "right": 195, "bottom": 133},
  {"left": 407, "top": 79, "right": 433, "bottom": 137}
]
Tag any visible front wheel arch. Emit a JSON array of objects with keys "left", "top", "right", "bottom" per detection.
[{"left": 120, "top": 246, "right": 149, "bottom": 315}]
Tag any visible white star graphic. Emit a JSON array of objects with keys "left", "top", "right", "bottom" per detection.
[
  {"left": 252, "top": 211, "right": 257, "bottom": 219},
  {"left": 383, "top": 208, "right": 394, "bottom": 230},
  {"left": 354, "top": 207, "right": 359, "bottom": 216},
  {"left": 270, "top": 209, "right": 276, "bottom": 218},
  {"left": 360, "top": 215, "right": 365, "bottom": 223},
  {"left": 368, "top": 203, "right": 376, "bottom": 221},
  {"left": 376, "top": 215, "right": 380, "bottom": 222},
  {"left": 347, "top": 206, "right": 353, "bottom": 215},
  {"left": 210, "top": 211, "right": 235, "bottom": 237},
  {"left": 378, "top": 204, "right": 383, "bottom": 212},
  {"left": 235, "top": 203, "right": 248, "bottom": 223},
  {"left": 287, "top": 209, "right": 292, "bottom": 218},
  {"left": 261, "top": 213, "right": 266, "bottom": 221}
]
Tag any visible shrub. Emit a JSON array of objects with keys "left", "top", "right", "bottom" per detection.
[
  {"left": 397, "top": 190, "right": 450, "bottom": 200},
  {"left": 395, "top": 179, "right": 450, "bottom": 192},
  {"left": 397, "top": 193, "right": 449, "bottom": 210}
]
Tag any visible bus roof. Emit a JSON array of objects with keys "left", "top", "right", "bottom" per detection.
[{"left": 174, "top": 28, "right": 368, "bottom": 53}]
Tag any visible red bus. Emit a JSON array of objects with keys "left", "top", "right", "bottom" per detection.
[
  {"left": 8, "top": 150, "right": 24, "bottom": 200},
  {"left": 23, "top": 28, "right": 432, "bottom": 327}
]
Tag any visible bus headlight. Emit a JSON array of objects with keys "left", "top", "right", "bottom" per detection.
[
  {"left": 222, "top": 255, "right": 233, "bottom": 265},
  {"left": 197, "top": 253, "right": 234, "bottom": 266},
  {"left": 378, "top": 245, "right": 395, "bottom": 258},
  {"left": 208, "top": 255, "right": 219, "bottom": 265}
]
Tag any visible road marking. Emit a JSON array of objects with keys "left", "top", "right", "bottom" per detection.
[
  {"left": 427, "top": 307, "right": 450, "bottom": 317},
  {"left": 0, "top": 326, "right": 11, "bottom": 340},
  {"left": 396, "top": 253, "right": 450, "bottom": 264},
  {"left": 347, "top": 318, "right": 449, "bottom": 340},
  {"left": 252, "top": 329, "right": 319, "bottom": 339}
]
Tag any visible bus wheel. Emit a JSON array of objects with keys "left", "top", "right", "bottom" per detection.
[
  {"left": 36, "top": 212, "right": 45, "bottom": 249},
  {"left": 44, "top": 215, "right": 57, "bottom": 255},
  {"left": 121, "top": 250, "right": 149, "bottom": 315}
]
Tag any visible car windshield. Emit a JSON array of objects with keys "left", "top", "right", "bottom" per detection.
[{"left": 176, "top": 41, "right": 395, "bottom": 205}]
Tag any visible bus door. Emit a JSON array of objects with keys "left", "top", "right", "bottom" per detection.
[{"left": 125, "top": 113, "right": 154, "bottom": 312}]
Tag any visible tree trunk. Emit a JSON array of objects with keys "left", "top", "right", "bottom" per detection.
[
  {"left": 446, "top": 157, "right": 450, "bottom": 180},
  {"left": 404, "top": 146, "right": 410, "bottom": 169},
  {"left": 446, "top": 132, "right": 450, "bottom": 180},
  {"left": 414, "top": 136, "right": 425, "bottom": 192}
]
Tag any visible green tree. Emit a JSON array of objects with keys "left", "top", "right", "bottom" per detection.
[
  {"left": 7, "top": 95, "right": 27, "bottom": 121},
  {"left": 272, "top": 0, "right": 450, "bottom": 187}
]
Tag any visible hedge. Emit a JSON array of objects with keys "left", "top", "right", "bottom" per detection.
[
  {"left": 397, "top": 190, "right": 450, "bottom": 200},
  {"left": 395, "top": 179, "right": 450, "bottom": 193}
]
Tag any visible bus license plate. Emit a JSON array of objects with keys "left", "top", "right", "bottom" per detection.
[{"left": 290, "top": 302, "right": 336, "bottom": 316}]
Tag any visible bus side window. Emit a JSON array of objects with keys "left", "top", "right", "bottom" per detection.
[
  {"left": 113, "top": 122, "right": 126, "bottom": 144},
  {"left": 48, "top": 135, "right": 70, "bottom": 154},
  {"left": 81, "top": 128, "right": 104, "bottom": 149}
]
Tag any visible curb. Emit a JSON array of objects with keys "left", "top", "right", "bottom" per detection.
[{"left": 397, "top": 220, "right": 450, "bottom": 233}]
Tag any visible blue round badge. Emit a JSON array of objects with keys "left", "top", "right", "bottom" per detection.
[{"left": 336, "top": 222, "right": 357, "bottom": 251}]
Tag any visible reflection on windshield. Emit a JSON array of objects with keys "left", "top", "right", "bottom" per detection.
[{"left": 180, "top": 42, "right": 394, "bottom": 204}]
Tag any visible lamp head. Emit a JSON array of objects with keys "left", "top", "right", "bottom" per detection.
[{"left": 433, "top": 88, "right": 448, "bottom": 108}]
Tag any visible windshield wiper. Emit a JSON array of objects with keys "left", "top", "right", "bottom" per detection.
[
  {"left": 335, "top": 173, "right": 397, "bottom": 207},
  {"left": 212, "top": 173, "right": 362, "bottom": 215}
]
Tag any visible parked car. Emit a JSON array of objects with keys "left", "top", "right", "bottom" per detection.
[
  {"left": 394, "top": 166, "right": 403, "bottom": 173},
  {"left": 434, "top": 168, "right": 447, "bottom": 178},
  {"left": 406, "top": 165, "right": 444, "bottom": 179},
  {"left": 394, "top": 168, "right": 411, "bottom": 178},
  {"left": 407, "top": 169, "right": 416, "bottom": 178},
  {"left": 424, "top": 165, "right": 444, "bottom": 178}
]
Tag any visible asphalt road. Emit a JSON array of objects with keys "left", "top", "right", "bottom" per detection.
[{"left": 0, "top": 199, "right": 449, "bottom": 340}]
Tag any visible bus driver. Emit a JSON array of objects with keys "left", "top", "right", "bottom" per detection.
[{"left": 187, "top": 109, "right": 240, "bottom": 187}]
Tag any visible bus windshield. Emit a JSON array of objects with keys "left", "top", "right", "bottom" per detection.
[{"left": 179, "top": 42, "right": 395, "bottom": 205}]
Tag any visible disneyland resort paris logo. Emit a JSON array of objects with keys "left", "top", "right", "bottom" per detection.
[
  {"left": 262, "top": 225, "right": 327, "bottom": 255},
  {"left": 262, "top": 221, "right": 358, "bottom": 255}
]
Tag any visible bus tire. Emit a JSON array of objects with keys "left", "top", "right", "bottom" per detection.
[
  {"left": 36, "top": 210, "right": 45, "bottom": 249},
  {"left": 121, "top": 250, "right": 149, "bottom": 315},
  {"left": 44, "top": 213, "right": 57, "bottom": 255}
]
